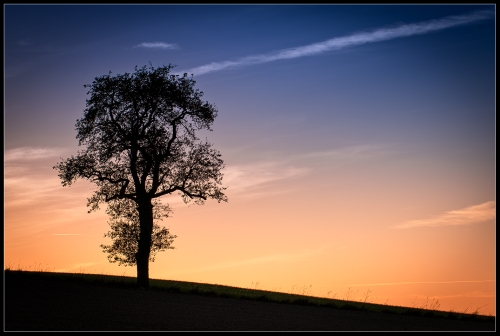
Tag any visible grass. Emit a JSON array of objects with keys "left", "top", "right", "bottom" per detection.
[{"left": 4, "top": 268, "right": 494, "bottom": 324}]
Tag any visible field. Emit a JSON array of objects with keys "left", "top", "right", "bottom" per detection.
[{"left": 4, "top": 270, "right": 495, "bottom": 331}]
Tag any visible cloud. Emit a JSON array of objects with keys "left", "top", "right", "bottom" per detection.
[
  {"left": 175, "top": 143, "right": 395, "bottom": 205},
  {"left": 170, "top": 244, "right": 333, "bottom": 274},
  {"left": 160, "top": 161, "right": 308, "bottom": 207},
  {"left": 54, "top": 262, "right": 99, "bottom": 272},
  {"left": 5, "top": 147, "right": 63, "bottom": 162},
  {"left": 4, "top": 147, "right": 91, "bottom": 208},
  {"left": 3, "top": 143, "right": 390, "bottom": 208},
  {"left": 133, "top": 42, "right": 179, "bottom": 50},
  {"left": 223, "top": 161, "right": 308, "bottom": 195},
  {"left": 394, "top": 201, "right": 496, "bottom": 229},
  {"left": 299, "top": 144, "right": 398, "bottom": 161},
  {"left": 222, "top": 144, "right": 394, "bottom": 192},
  {"left": 4, "top": 175, "right": 64, "bottom": 207},
  {"left": 177, "top": 9, "right": 493, "bottom": 76},
  {"left": 349, "top": 280, "right": 496, "bottom": 287},
  {"left": 16, "top": 39, "right": 32, "bottom": 46},
  {"left": 421, "top": 291, "right": 495, "bottom": 299}
]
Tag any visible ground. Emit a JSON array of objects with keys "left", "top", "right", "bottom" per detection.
[{"left": 4, "top": 273, "right": 495, "bottom": 331}]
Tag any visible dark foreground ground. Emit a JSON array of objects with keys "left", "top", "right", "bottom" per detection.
[{"left": 5, "top": 273, "right": 496, "bottom": 331}]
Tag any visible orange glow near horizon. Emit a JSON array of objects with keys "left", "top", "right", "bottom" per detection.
[{"left": 4, "top": 150, "right": 496, "bottom": 316}]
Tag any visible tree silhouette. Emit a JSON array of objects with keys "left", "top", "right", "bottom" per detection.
[
  {"left": 100, "top": 198, "right": 176, "bottom": 267},
  {"left": 54, "top": 64, "right": 227, "bottom": 289}
]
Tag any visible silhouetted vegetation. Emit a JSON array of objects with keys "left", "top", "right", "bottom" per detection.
[
  {"left": 54, "top": 64, "right": 227, "bottom": 289},
  {"left": 5, "top": 270, "right": 494, "bottom": 324},
  {"left": 100, "top": 199, "right": 176, "bottom": 266}
]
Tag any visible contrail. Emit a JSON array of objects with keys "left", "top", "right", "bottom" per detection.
[{"left": 177, "top": 9, "right": 493, "bottom": 76}]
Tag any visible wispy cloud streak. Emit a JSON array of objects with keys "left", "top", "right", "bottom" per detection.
[
  {"left": 16, "top": 39, "right": 32, "bottom": 46},
  {"left": 161, "top": 160, "right": 308, "bottom": 206},
  {"left": 394, "top": 201, "right": 495, "bottom": 229},
  {"left": 4, "top": 147, "right": 91, "bottom": 208},
  {"left": 223, "top": 161, "right": 308, "bottom": 195},
  {"left": 5, "top": 147, "right": 63, "bottom": 162},
  {"left": 350, "top": 280, "right": 495, "bottom": 287},
  {"left": 134, "top": 42, "right": 179, "bottom": 50},
  {"left": 170, "top": 244, "right": 333, "bottom": 274},
  {"left": 299, "top": 144, "right": 398, "bottom": 161},
  {"left": 55, "top": 262, "right": 99, "bottom": 272},
  {"left": 178, "top": 10, "right": 493, "bottom": 76}
]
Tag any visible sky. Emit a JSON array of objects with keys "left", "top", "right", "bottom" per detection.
[{"left": 4, "top": 4, "right": 496, "bottom": 315}]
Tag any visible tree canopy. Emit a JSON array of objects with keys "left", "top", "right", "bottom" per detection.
[{"left": 54, "top": 64, "right": 227, "bottom": 288}]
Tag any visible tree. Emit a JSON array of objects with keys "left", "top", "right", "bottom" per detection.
[
  {"left": 100, "top": 198, "right": 176, "bottom": 267},
  {"left": 54, "top": 64, "right": 227, "bottom": 289}
]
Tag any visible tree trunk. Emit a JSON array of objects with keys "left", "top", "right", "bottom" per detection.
[{"left": 136, "top": 200, "right": 153, "bottom": 290}]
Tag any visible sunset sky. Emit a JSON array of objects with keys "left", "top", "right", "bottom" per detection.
[{"left": 4, "top": 4, "right": 496, "bottom": 315}]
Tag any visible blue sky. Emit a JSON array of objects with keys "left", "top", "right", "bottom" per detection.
[
  {"left": 4, "top": 4, "right": 496, "bottom": 314},
  {"left": 5, "top": 5, "right": 495, "bottom": 159}
]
